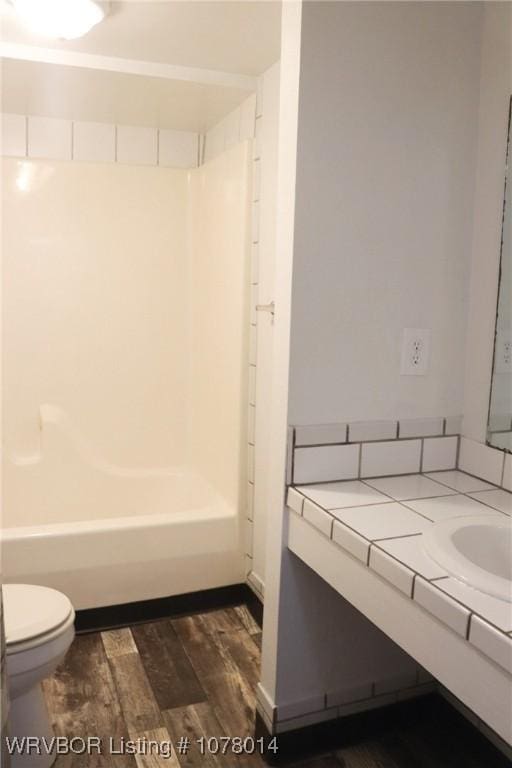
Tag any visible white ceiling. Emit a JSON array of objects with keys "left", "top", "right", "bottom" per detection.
[
  {"left": 1, "top": 57, "right": 251, "bottom": 132},
  {"left": 0, "top": 1, "right": 282, "bottom": 76}
]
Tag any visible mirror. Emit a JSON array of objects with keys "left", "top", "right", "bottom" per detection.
[{"left": 488, "top": 96, "right": 512, "bottom": 453}]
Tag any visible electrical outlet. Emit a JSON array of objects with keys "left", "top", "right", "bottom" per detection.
[
  {"left": 495, "top": 335, "right": 512, "bottom": 374},
  {"left": 400, "top": 328, "right": 431, "bottom": 376}
]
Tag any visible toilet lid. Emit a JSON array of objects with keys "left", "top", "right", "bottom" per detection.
[{"left": 2, "top": 584, "right": 73, "bottom": 646}]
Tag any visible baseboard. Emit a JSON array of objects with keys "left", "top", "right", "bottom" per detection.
[
  {"left": 246, "top": 569, "right": 265, "bottom": 602},
  {"left": 254, "top": 693, "right": 510, "bottom": 766},
  {"left": 75, "top": 583, "right": 262, "bottom": 633}
]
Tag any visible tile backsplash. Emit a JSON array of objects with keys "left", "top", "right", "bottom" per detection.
[
  {"left": 360, "top": 439, "right": 423, "bottom": 478},
  {"left": 458, "top": 438, "right": 502, "bottom": 486},
  {"left": 289, "top": 417, "right": 512, "bottom": 492},
  {"left": 290, "top": 416, "right": 462, "bottom": 484},
  {"left": 294, "top": 444, "right": 360, "bottom": 484}
]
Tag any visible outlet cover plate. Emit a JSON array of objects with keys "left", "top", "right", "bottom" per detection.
[
  {"left": 401, "top": 328, "right": 431, "bottom": 376},
  {"left": 495, "top": 334, "right": 512, "bottom": 374}
]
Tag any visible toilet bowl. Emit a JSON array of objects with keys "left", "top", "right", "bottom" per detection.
[{"left": 3, "top": 584, "right": 75, "bottom": 768}]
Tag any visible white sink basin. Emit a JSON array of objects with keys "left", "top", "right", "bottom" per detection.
[{"left": 423, "top": 514, "right": 512, "bottom": 603}]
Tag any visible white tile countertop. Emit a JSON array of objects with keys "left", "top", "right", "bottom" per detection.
[{"left": 286, "top": 470, "right": 512, "bottom": 675}]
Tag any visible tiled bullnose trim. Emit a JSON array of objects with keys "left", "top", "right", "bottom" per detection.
[
  {"left": 254, "top": 690, "right": 512, "bottom": 765},
  {"left": 286, "top": 477, "right": 512, "bottom": 673},
  {"left": 2, "top": 113, "right": 201, "bottom": 169},
  {"left": 256, "top": 679, "right": 435, "bottom": 735}
]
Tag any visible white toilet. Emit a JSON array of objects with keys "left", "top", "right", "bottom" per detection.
[{"left": 3, "top": 584, "right": 75, "bottom": 768}]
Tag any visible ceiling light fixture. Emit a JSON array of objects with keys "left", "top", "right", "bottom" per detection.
[{"left": 9, "top": 0, "right": 108, "bottom": 40}]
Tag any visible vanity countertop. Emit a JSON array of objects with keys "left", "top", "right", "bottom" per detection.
[{"left": 287, "top": 469, "right": 512, "bottom": 674}]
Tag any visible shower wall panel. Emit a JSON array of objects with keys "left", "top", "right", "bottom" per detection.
[
  {"left": 3, "top": 159, "right": 189, "bottom": 468},
  {"left": 187, "top": 142, "right": 252, "bottom": 510}
]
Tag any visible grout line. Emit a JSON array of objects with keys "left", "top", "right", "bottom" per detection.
[
  {"left": 300, "top": 512, "right": 334, "bottom": 540},
  {"left": 454, "top": 464, "right": 508, "bottom": 492},
  {"left": 372, "top": 531, "right": 427, "bottom": 543},
  {"left": 395, "top": 499, "right": 439, "bottom": 524},
  {"left": 295, "top": 434, "right": 448, "bottom": 449},
  {"left": 443, "top": 417, "right": 447, "bottom": 436},
  {"left": 419, "top": 439, "right": 424, "bottom": 473},
  {"left": 295, "top": 440, "right": 348, "bottom": 448},
  {"left": 294, "top": 469, "right": 459, "bottom": 488},
  {"left": 358, "top": 442, "right": 363, "bottom": 478},
  {"left": 296, "top": 500, "right": 512, "bottom": 639},
  {"left": 426, "top": 469, "right": 510, "bottom": 496},
  {"left": 359, "top": 479, "right": 400, "bottom": 503},
  {"left": 294, "top": 473, "right": 510, "bottom": 510},
  {"left": 375, "top": 532, "right": 423, "bottom": 543},
  {"left": 311, "top": 499, "right": 395, "bottom": 512},
  {"left": 400, "top": 431, "right": 447, "bottom": 440},
  {"left": 460, "top": 492, "right": 510, "bottom": 516},
  {"left": 361, "top": 483, "right": 457, "bottom": 506},
  {"left": 397, "top": 501, "right": 435, "bottom": 523},
  {"left": 396, "top": 421, "right": 400, "bottom": 439},
  {"left": 421, "top": 473, "right": 476, "bottom": 494},
  {"left": 391, "top": 490, "right": 458, "bottom": 502},
  {"left": 422, "top": 577, "right": 504, "bottom": 631},
  {"left": 303, "top": 503, "right": 376, "bottom": 552}
]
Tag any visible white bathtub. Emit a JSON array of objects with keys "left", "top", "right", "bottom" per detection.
[{"left": 1, "top": 407, "right": 245, "bottom": 609}]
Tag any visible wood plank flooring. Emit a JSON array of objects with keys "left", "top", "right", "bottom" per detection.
[{"left": 42, "top": 603, "right": 509, "bottom": 768}]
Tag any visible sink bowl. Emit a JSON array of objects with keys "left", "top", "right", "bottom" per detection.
[{"left": 422, "top": 514, "right": 512, "bottom": 603}]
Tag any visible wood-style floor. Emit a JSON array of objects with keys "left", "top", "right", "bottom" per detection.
[{"left": 43, "top": 603, "right": 509, "bottom": 768}]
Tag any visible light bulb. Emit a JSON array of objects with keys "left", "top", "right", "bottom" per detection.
[{"left": 10, "top": 0, "right": 106, "bottom": 40}]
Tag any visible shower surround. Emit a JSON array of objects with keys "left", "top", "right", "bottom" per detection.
[{"left": 2, "top": 144, "right": 252, "bottom": 608}]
